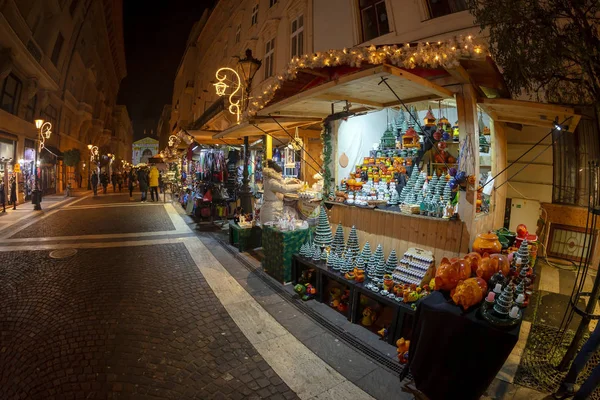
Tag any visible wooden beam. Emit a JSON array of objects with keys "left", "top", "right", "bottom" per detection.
[
  {"left": 383, "top": 94, "right": 442, "bottom": 108},
  {"left": 445, "top": 65, "right": 471, "bottom": 84},
  {"left": 478, "top": 98, "right": 575, "bottom": 115},
  {"left": 315, "top": 93, "right": 385, "bottom": 108},
  {"left": 383, "top": 64, "right": 454, "bottom": 98}
]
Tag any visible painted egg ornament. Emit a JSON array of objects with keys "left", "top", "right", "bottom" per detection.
[
  {"left": 437, "top": 141, "right": 447, "bottom": 151},
  {"left": 456, "top": 171, "right": 467, "bottom": 183},
  {"left": 448, "top": 167, "right": 457, "bottom": 177},
  {"left": 442, "top": 131, "right": 451, "bottom": 141},
  {"left": 448, "top": 179, "right": 459, "bottom": 191},
  {"left": 433, "top": 130, "right": 442, "bottom": 141}
]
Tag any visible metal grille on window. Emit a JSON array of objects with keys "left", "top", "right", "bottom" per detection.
[{"left": 553, "top": 110, "right": 600, "bottom": 206}]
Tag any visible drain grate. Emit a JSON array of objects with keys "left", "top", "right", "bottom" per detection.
[
  {"left": 515, "top": 324, "right": 600, "bottom": 399},
  {"left": 49, "top": 249, "right": 78, "bottom": 259},
  {"left": 211, "top": 233, "right": 405, "bottom": 376}
]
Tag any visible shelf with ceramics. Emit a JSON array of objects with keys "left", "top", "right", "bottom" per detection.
[{"left": 432, "top": 223, "right": 537, "bottom": 328}]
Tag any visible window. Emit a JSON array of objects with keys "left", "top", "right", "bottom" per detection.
[
  {"left": 69, "top": 0, "right": 79, "bottom": 16},
  {"left": 0, "top": 74, "right": 22, "bottom": 115},
  {"left": 425, "top": 0, "right": 468, "bottom": 19},
  {"left": 235, "top": 24, "right": 241, "bottom": 44},
  {"left": 251, "top": 4, "right": 259, "bottom": 25},
  {"left": 64, "top": 116, "right": 71, "bottom": 136},
  {"left": 290, "top": 15, "right": 304, "bottom": 58},
  {"left": 43, "top": 105, "right": 58, "bottom": 130},
  {"left": 359, "top": 0, "right": 390, "bottom": 42},
  {"left": 51, "top": 33, "right": 64, "bottom": 66},
  {"left": 269, "top": 0, "right": 278, "bottom": 7},
  {"left": 264, "top": 38, "right": 275, "bottom": 79},
  {"left": 553, "top": 113, "right": 600, "bottom": 206},
  {"left": 25, "top": 95, "right": 37, "bottom": 122}
]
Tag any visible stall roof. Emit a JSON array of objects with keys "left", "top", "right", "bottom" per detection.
[
  {"left": 254, "top": 64, "right": 454, "bottom": 120},
  {"left": 214, "top": 116, "right": 320, "bottom": 139},
  {"left": 478, "top": 98, "right": 581, "bottom": 131}
]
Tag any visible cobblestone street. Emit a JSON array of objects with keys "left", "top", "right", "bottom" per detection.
[{"left": 0, "top": 193, "right": 299, "bottom": 400}]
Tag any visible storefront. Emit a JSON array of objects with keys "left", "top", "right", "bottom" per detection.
[{"left": 205, "top": 40, "right": 586, "bottom": 397}]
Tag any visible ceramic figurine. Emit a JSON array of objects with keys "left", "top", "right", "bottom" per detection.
[{"left": 361, "top": 307, "right": 376, "bottom": 326}]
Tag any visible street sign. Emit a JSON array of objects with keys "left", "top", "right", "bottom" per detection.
[{"left": 13, "top": 164, "right": 20, "bottom": 173}]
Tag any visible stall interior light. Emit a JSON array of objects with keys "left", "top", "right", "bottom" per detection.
[
  {"left": 250, "top": 138, "right": 263, "bottom": 147},
  {"left": 192, "top": 145, "right": 199, "bottom": 151}
]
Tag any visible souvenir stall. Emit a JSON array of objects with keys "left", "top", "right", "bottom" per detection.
[{"left": 211, "top": 40, "right": 582, "bottom": 393}]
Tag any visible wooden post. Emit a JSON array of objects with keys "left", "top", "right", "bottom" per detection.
[{"left": 265, "top": 134, "right": 273, "bottom": 159}]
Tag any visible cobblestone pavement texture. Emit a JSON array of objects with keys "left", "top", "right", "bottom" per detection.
[
  {"left": 76, "top": 193, "right": 140, "bottom": 206},
  {"left": 0, "top": 243, "right": 298, "bottom": 399},
  {"left": 10, "top": 206, "right": 176, "bottom": 238}
]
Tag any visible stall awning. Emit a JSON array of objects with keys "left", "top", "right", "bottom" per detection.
[
  {"left": 478, "top": 98, "right": 581, "bottom": 131},
  {"left": 214, "top": 116, "right": 320, "bottom": 139},
  {"left": 255, "top": 64, "right": 454, "bottom": 119}
]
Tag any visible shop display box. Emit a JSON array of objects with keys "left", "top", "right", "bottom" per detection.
[
  {"left": 229, "top": 221, "right": 262, "bottom": 252},
  {"left": 262, "top": 226, "right": 311, "bottom": 283},
  {"left": 292, "top": 255, "right": 416, "bottom": 345}
]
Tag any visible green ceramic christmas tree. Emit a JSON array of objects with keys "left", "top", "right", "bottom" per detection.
[
  {"left": 344, "top": 226, "right": 359, "bottom": 261},
  {"left": 299, "top": 242, "right": 309, "bottom": 257},
  {"left": 386, "top": 250, "right": 398, "bottom": 275},
  {"left": 515, "top": 239, "right": 530, "bottom": 267},
  {"left": 331, "top": 224, "right": 345, "bottom": 255},
  {"left": 493, "top": 284, "right": 515, "bottom": 316},
  {"left": 314, "top": 207, "right": 333, "bottom": 249},
  {"left": 360, "top": 242, "right": 372, "bottom": 262},
  {"left": 333, "top": 254, "right": 343, "bottom": 272},
  {"left": 320, "top": 247, "right": 328, "bottom": 263},
  {"left": 355, "top": 254, "right": 366, "bottom": 271},
  {"left": 373, "top": 245, "right": 386, "bottom": 286},
  {"left": 312, "top": 246, "right": 321, "bottom": 262},
  {"left": 326, "top": 252, "right": 336, "bottom": 269}
]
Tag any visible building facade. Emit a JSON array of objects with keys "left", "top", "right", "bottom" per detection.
[
  {"left": 132, "top": 137, "right": 159, "bottom": 165},
  {"left": 157, "top": 104, "right": 173, "bottom": 150},
  {"left": 0, "top": 0, "right": 128, "bottom": 197}
]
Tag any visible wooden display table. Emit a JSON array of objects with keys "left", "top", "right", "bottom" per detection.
[
  {"left": 262, "top": 225, "right": 311, "bottom": 283},
  {"left": 292, "top": 255, "right": 416, "bottom": 345},
  {"left": 229, "top": 221, "right": 262, "bottom": 252}
]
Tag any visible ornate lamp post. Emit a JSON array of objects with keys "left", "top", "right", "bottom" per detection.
[
  {"left": 33, "top": 119, "right": 52, "bottom": 210},
  {"left": 215, "top": 49, "right": 261, "bottom": 214},
  {"left": 87, "top": 144, "right": 98, "bottom": 190}
]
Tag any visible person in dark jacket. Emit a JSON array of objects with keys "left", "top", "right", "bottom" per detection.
[
  {"left": 100, "top": 173, "right": 108, "bottom": 194},
  {"left": 128, "top": 168, "right": 136, "bottom": 201},
  {"left": 137, "top": 168, "right": 149, "bottom": 202},
  {"left": 117, "top": 173, "right": 123, "bottom": 192},
  {"left": 0, "top": 182, "right": 6, "bottom": 212},
  {"left": 10, "top": 178, "right": 16, "bottom": 210},
  {"left": 91, "top": 171, "right": 99, "bottom": 196},
  {"left": 111, "top": 172, "right": 117, "bottom": 192}
]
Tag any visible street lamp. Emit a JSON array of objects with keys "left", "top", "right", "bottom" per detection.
[
  {"left": 87, "top": 144, "right": 98, "bottom": 190},
  {"left": 236, "top": 49, "right": 262, "bottom": 215},
  {"left": 33, "top": 119, "right": 52, "bottom": 210}
]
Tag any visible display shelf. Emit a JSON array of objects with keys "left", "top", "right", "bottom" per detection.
[{"left": 293, "top": 255, "right": 416, "bottom": 344}]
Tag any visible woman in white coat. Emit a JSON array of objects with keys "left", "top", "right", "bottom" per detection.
[{"left": 261, "top": 160, "right": 302, "bottom": 224}]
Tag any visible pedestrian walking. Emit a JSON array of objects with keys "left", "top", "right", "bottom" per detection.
[
  {"left": 554, "top": 322, "right": 600, "bottom": 399},
  {"left": 10, "top": 177, "right": 17, "bottom": 210},
  {"left": 158, "top": 171, "right": 164, "bottom": 194},
  {"left": 149, "top": 165, "right": 159, "bottom": 202},
  {"left": 122, "top": 171, "right": 128, "bottom": 187},
  {"left": 117, "top": 173, "right": 123, "bottom": 192},
  {"left": 137, "top": 168, "right": 148, "bottom": 202},
  {"left": 100, "top": 173, "right": 108, "bottom": 194},
  {"left": 128, "top": 168, "right": 136, "bottom": 201},
  {"left": 91, "top": 171, "right": 99, "bottom": 196},
  {"left": 78, "top": 173, "right": 83, "bottom": 188},
  {"left": 0, "top": 182, "right": 6, "bottom": 213},
  {"left": 111, "top": 172, "right": 117, "bottom": 192}
]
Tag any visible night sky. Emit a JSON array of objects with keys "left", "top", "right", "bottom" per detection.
[{"left": 117, "top": 0, "right": 215, "bottom": 141}]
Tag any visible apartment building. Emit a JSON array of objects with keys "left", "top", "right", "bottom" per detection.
[{"left": 0, "top": 0, "right": 129, "bottom": 196}]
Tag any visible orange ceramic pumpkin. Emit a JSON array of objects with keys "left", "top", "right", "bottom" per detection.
[
  {"left": 472, "top": 232, "right": 502, "bottom": 255},
  {"left": 451, "top": 277, "right": 488, "bottom": 310},
  {"left": 464, "top": 252, "right": 482, "bottom": 275},
  {"left": 435, "top": 257, "right": 472, "bottom": 291},
  {"left": 490, "top": 253, "right": 510, "bottom": 276}
]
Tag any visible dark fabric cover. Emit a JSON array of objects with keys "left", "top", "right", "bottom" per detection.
[{"left": 404, "top": 291, "right": 520, "bottom": 400}]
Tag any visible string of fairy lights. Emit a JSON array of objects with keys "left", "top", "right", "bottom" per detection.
[{"left": 245, "top": 35, "right": 487, "bottom": 118}]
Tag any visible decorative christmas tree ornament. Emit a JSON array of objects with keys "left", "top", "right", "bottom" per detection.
[
  {"left": 332, "top": 224, "right": 345, "bottom": 255},
  {"left": 481, "top": 283, "right": 522, "bottom": 327},
  {"left": 299, "top": 243, "right": 308, "bottom": 257},
  {"left": 320, "top": 247, "right": 328, "bottom": 263},
  {"left": 515, "top": 239, "right": 530, "bottom": 267},
  {"left": 386, "top": 250, "right": 398, "bottom": 275},
  {"left": 360, "top": 242, "right": 372, "bottom": 262},
  {"left": 345, "top": 226, "right": 360, "bottom": 262},
  {"left": 314, "top": 207, "right": 333, "bottom": 249},
  {"left": 326, "top": 252, "right": 336, "bottom": 269},
  {"left": 312, "top": 246, "right": 321, "bottom": 262}
]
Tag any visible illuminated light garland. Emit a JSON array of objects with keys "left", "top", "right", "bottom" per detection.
[{"left": 242, "top": 35, "right": 487, "bottom": 119}]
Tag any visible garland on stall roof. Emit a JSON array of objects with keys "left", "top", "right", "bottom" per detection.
[
  {"left": 321, "top": 121, "right": 333, "bottom": 197},
  {"left": 245, "top": 35, "right": 487, "bottom": 119}
]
